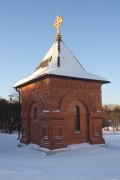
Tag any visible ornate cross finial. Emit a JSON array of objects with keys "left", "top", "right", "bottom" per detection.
[{"left": 54, "top": 16, "right": 63, "bottom": 40}]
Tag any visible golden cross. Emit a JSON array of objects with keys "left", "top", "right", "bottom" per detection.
[{"left": 54, "top": 16, "right": 63, "bottom": 35}]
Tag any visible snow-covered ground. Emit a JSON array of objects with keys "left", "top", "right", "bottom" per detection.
[{"left": 0, "top": 132, "right": 120, "bottom": 180}]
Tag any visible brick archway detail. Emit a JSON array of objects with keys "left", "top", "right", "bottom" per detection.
[
  {"left": 21, "top": 92, "right": 44, "bottom": 144},
  {"left": 25, "top": 92, "right": 44, "bottom": 115},
  {"left": 60, "top": 89, "right": 96, "bottom": 113}
]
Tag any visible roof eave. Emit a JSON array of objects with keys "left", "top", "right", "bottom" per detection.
[{"left": 14, "top": 74, "right": 110, "bottom": 89}]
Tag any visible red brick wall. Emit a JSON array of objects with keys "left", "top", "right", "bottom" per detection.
[{"left": 20, "top": 76, "right": 105, "bottom": 149}]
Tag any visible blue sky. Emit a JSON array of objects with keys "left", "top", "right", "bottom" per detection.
[{"left": 0, "top": 0, "right": 120, "bottom": 104}]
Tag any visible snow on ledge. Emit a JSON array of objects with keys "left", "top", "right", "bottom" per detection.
[
  {"left": 43, "top": 109, "right": 60, "bottom": 112},
  {"left": 18, "top": 142, "right": 106, "bottom": 156}
]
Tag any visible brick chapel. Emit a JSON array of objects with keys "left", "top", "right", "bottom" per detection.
[{"left": 14, "top": 16, "right": 110, "bottom": 150}]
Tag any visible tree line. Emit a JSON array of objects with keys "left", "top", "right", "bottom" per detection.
[
  {"left": 103, "top": 104, "right": 120, "bottom": 131},
  {"left": 0, "top": 97, "right": 19, "bottom": 134}
]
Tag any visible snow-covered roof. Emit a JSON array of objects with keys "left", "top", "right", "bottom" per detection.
[{"left": 14, "top": 40, "right": 110, "bottom": 88}]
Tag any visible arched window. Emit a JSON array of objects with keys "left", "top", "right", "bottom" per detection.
[
  {"left": 74, "top": 106, "right": 80, "bottom": 132},
  {"left": 34, "top": 107, "right": 37, "bottom": 120}
]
